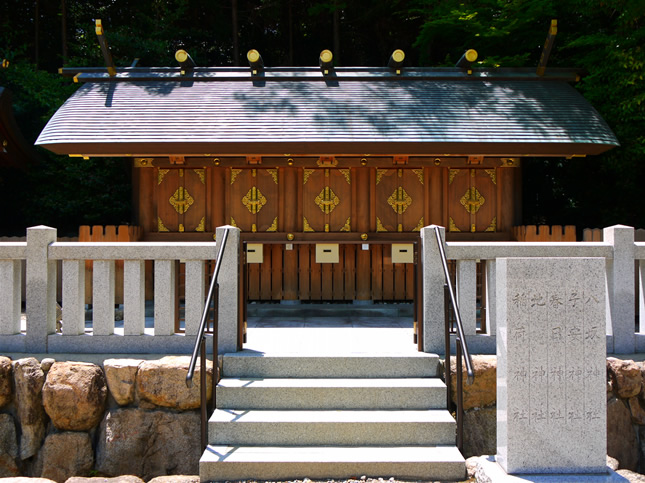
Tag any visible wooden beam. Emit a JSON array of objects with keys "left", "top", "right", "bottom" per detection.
[
  {"left": 537, "top": 20, "right": 558, "bottom": 76},
  {"left": 95, "top": 19, "right": 116, "bottom": 77}
]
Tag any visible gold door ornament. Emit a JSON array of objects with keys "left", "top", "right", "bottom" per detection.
[
  {"left": 158, "top": 217, "right": 170, "bottom": 232},
  {"left": 315, "top": 187, "right": 340, "bottom": 214},
  {"left": 242, "top": 186, "right": 267, "bottom": 214},
  {"left": 388, "top": 187, "right": 412, "bottom": 214},
  {"left": 230, "top": 168, "right": 242, "bottom": 185},
  {"left": 303, "top": 217, "right": 315, "bottom": 232},
  {"left": 194, "top": 169, "right": 206, "bottom": 185},
  {"left": 170, "top": 187, "right": 194, "bottom": 214},
  {"left": 460, "top": 187, "right": 485, "bottom": 214},
  {"left": 158, "top": 169, "right": 170, "bottom": 185}
]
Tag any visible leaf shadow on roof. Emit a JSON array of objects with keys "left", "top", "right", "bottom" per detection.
[{"left": 45, "top": 78, "right": 618, "bottom": 147}]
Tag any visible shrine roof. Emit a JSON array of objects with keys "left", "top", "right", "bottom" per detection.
[{"left": 35, "top": 67, "right": 619, "bottom": 157}]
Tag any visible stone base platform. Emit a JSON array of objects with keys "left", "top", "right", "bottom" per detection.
[{"left": 475, "top": 456, "right": 627, "bottom": 483}]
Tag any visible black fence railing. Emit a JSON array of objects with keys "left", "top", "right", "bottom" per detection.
[
  {"left": 186, "top": 227, "right": 231, "bottom": 451},
  {"left": 433, "top": 226, "right": 474, "bottom": 453}
]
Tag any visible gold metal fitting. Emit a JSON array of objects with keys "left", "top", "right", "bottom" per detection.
[
  {"left": 360, "top": 233, "right": 368, "bottom": 241},
  {"left": 247, "top": 49, "right": 261, "bottom": 64},
  {"left": 320, "top": 50, "right": 333, "bottom": 64},
  {"left": 175, "top": 50, "right": 189, "bottom": 63},
  {"left": 287, "top": 233, "right": 295, "bottom": 241},
  {"left": 213, "top": 158, "right": 220, "bottom": 166},
  {"left": 434, "top": 158, "right": 441, "bottom": 166},
  {"left": 287, "top": 158, "right": 294, "bottom": 166},
  {"left": 360, "top": 158, "right": 368, "bottom": 166}
]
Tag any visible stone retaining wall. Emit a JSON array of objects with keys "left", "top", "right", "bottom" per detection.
[
  {"left": 0, "top": 356, "right": 212, "bottom": 482},
  {"left": 451, "top": 355, "right": 645, "bottom": 473}
]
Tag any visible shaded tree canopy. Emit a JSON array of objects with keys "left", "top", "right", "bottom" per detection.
[{"left": 0, "top": 0, "right": 643, "bottom": 235}]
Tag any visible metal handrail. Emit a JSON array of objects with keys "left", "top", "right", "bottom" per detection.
[
  {"left": 186, "top": 227, "right": 231, "bottom": 450},
  {"left": 433, "top": 226, "right": 474, "bottom": 453}
]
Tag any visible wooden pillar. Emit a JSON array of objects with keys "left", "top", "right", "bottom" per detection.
[
  {"left": 427, "top": 166, "right": 444, "bottom": 226},
  {"left": 354, "top": 167, "right": 371, "bottom": 300},
  {"left": 282, "top": 167, "right": 299, "bottom": 300}
]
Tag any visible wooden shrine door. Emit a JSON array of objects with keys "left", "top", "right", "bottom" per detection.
[
  {"left": 302, "top": 168, "right": 352, "bottom": 233},
  {"left": 229, "top": 168, "right": 279, "bottom": 233},
  {"left": 138, "top": 163, "right": 513, "bottom": 303},
  {"left": 156, "top": 168, "right": 207, "bottom": 233},
  {"left": 374, "top": 168, "right": 425, "bottom": 233},
  {"left": 447, "top": 168, "right": 497, "bottom": 234}
]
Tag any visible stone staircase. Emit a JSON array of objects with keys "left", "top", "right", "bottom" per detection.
[{"left": 200, "top": 351, "right": 466, "bottom": 482}]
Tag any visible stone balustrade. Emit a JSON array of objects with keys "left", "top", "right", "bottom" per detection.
[
  {"left": 0, "top": 225, "right": 241, "bottom": 354},
  {"left": 0, "top": 223, "right": 643, "bottom": 355},
  {"left": 421, "top": 224, "right": 645, "bottom": 355}
]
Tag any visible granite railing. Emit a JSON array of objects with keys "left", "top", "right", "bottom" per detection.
[
  {"left": 421, "top": 224, "right": 645, "bottom": 355},
  {"left": 1, "top": 224, "right": 643, "bottom": 355},
  {"left": 0, "top": 225, "right": 241, "bottom": 354}
]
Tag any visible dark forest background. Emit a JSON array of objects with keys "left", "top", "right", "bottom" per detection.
[{"left": 0, "top": 0, "right": 643, "bottom": 236}]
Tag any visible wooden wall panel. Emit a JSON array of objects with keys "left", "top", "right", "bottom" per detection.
[
  {"left": 372, "top": 245, "right": 384, "bottom": 300},
  {"left": 405, "top": 263, "right": 415, "bottom": 301},
  {"left": 260, "top": 244, "right": 272, "bottom": 300},
  {"left": 401, "top": 169, "right": 425, "bottom": 232},
  {"left": 157, "top": 169, "right": 181, "bottom": 232},
  {"left": 298, "top": 245, "right": 310, "bottom": 299},
  {"left": 333, "top": 249, "right": 345, "bottom": 300},
  {"left": 354, "top": 168, "right": 371, "bottom": 300},
  {"left": 474, "top": 169, "right": 497, "bottom": 233},
  {"left": 375, "top": 169, "right": 398, "bottom": 232},
  {"left": 222, "top": 164, "right": 515, "bottom": 302},
  {"left": 155, "top": 168, "right": 207, "bottom": 233},
  {"left": 344, "top": 245, "right": 356, "bottom": 299},
  {"left": 183, "top": 169, "right": 206, "bottom": 232},
  {"left": 447, "top": 169, "right": 471, "bottom": 233},
  {"left": 229, "top": 169, "right": 279, "bottom": 233},
  {"left": 248, "top": 262, "right": 260, "bottom": 300},
  {"left": 257, "top": 169, "right": 279, "bottom": 232},
  {"left": 309, "top": 247, "right": 322, "bottom": 300},
  {"left": 321, "top": 261, "right": 333, "bottom": 300},
  {"left": 303, "top": 170, "right": 327, "bottom": 232},
  {"left": 271, "top": 244, "right": 282, "bottom": 300},
  {"left": 427, "top": 167, "right": 444, "bottom": 227}
]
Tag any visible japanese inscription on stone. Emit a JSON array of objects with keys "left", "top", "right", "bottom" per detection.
[{"left": 497, "top": 258, "right": 606, "bottom": 474}]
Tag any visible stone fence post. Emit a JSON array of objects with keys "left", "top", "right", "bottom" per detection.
[
  {"left": 420, "top": 225, "right": 445, "bottom": 354},
  {"left": 215, "top": 225, "right": 241, "bottom": 354},
  {"left": 604, "top": 224, "right": 635, "bottom": 354},
  {"left": 26, "top": 225, "right": 57, "bottom": 352}
]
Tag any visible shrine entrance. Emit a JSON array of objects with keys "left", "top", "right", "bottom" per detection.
[{"left": 240, "top": 237, "right": 424, "bottom": 352}]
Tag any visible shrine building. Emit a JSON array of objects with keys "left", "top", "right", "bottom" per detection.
[{"left": 35, "top": 44, "right": 618, "bottom": 304}]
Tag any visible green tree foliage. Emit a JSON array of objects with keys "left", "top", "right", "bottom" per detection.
[
  {"left": 0, "top": 0, "right": 643, "bottom": 234},
  {"left": 412, "top": 0, "right": 645, "bottom": 230}
]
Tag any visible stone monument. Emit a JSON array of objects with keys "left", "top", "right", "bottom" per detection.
[{"left": 491, "top": 257, "right": 610, "bottom": 478}]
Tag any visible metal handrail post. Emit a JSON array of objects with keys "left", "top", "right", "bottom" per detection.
[
  {"left": 444, "top": 283, "right": 452, "bottom": 411},
  {"left": 199, "top": 339, "right": 207, "bottom": 450},
  {"left": 212, "top": 284, "right": 219, "bottom": 410},
  {"left": 456, "top": 339, "right": 464, "bottom": 453}
]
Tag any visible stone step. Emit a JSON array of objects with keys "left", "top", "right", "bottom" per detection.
[
  {"left": 209, "top": 409, "right": 456, "bottom": 446},
  {"left": 221, "top": 351, "right": 441, "bottom": 378},
  {"left": 216, "top": 377, "right": 447, "bottom": 409},
  {"left": 200, "top": 445, "right": 466, "bottom": 482}
]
